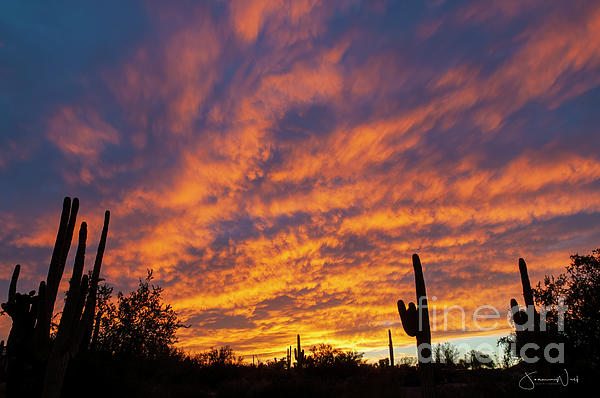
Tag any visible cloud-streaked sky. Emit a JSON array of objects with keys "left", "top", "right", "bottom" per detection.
[{"left": 2, "top": 0, "right": 600, "bottom": 361}]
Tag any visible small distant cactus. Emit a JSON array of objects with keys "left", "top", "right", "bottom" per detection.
[
  {"left": 286, "top": 346, "right": 292, "bottom": 370},
  {"left": 397, "top": 254, "right": 435, "bottom": 398},
  {"left": 294, "top": 334, "right": 305, "bottom": 368},
  {"left": 388, "top": 329, "right": 394, "bottom": 367}
]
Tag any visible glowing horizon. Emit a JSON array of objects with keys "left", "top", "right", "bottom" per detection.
[{"left": 1, "top": 0, "right": 600, "bottom": 362}]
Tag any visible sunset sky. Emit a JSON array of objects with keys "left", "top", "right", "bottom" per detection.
[{"left": 1, "top": 0, "right": 600, "bottom": 362}]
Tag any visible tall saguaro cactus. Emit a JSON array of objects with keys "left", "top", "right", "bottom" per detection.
[
  {"left": 510, "top": 258, "right": 544, "bottom": 361},
  {"left": 1, "top": 197, "right": 110, "bottom": 398},
  {"left": 397, "top": 254, "right": 434, "bottom": 398},
  {"left": 294, "top": 334, "right": 305, "bottom": 368}
]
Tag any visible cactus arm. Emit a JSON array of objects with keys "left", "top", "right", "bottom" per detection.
[
  {"left": 45, "top": 198, "right": 71, "bottom": 291},
  {"left": 397, "top": 300, "right": 408, "bottom": 325},
  {"left": 70, "top": 223, "right": 87, "bottom": 288},
  {"left": 38, "top": 198, "right": 79, "bottom": 345},
  {"left": 35, "top": 281, "right": 47, "bottom": 327},
  {"left": 55, "top": 222, "right": 87, "bottom": 340},
  {"left": 397, "top": 300, "right": 417, "bottom": 337},
  {"left": 91, "top": 211, "right": 110, "bottom": 283},
  {"left": 90, "top": 310, "right": 102, "bottom": 352},
  {"left": 70, "top": 275, "right": 89, "bottom": 356},
  {"left": 55, "top": 198, "right": 79, "bottom": 287},
  {"left": 518, "top": 258, "right": 534, "bottom": 307},
  {"left": 510, "top": 298, "right": 528, "bottom": 327},
  {"left": 8, "top": 264, "right": 20, "bottom": 303},
  {"left": 1, "top": 264, "right": 20, "bottom": 317},
  {"left": 28, "top": 282, "right": 43, "bottom": 325},
  {"left": 46, "top": 198, "right": 78, "bottom": 307},
  {"left": 74, "top": 275, "right": 89, "bottom": 327},
  {"left": 80, "top": 211, "right": 110, "bottom": 350}
]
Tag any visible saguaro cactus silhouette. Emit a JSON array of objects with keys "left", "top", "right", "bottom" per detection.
[
  {"left": 1, "top": 197, "right": 110, "bottom": 398},
  {"left": 397, "top": 254, "right": 434, "bottom": 398},
  {"left": 286, "top": 346, "right": 292, "bottom": 370},
  {"left": 294, "top": 334, "right": 305, "bottom": 368},
  {"left": 510, "top": 258, "right": 545, "bottom": 361},
  {"left": 388, "top": 329, "right": 394, "bottom": 367}
]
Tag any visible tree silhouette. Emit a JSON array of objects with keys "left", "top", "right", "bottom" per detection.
[
  {"left": 463, "top": 350, "right": 494, "bottom": 370},
  {"left": 433, "top": 342, "right": 459, "bottom": 366},
  {"left": 306, "top": 343, "right": 364, "bottom": 368},
  {"left": 496, "top": 335, "right": 518, "bottom": 369},
  {"left": 195, "top": 345, "right": 243, "bottom": 366},
  {"left": 94, "top": 270, "right": 186, "bottom": 359},
  {"left": 533, "top": 249, "right": 600, "bottom": 368}
]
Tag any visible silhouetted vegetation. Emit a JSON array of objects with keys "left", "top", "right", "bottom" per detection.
[
  {"left": 92, "top": 270, "right": 186, "bottom": 359},
  {"left": 305, "top": 343, "right": 364, "bottom": 368},
  {"left": 194, "top": 345, "right": 244, "bottom": 366},
  {"left": 0, "top": 197, "right": 109, "bottom": 398},
  {"left": 533, "top": 249, "right": 600, "bottom": 369},
  {"left": 59, "top": 341, "right": 537, "bottom": 398},
  {"left": 496, "top": 334, "right": 518, "bottom": 369},
  {"left": 433, "top": 342, "right": 459, "bottom": 366}
]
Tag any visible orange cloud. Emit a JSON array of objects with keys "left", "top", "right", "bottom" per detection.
[{"left": 47, "top": 106, "right": 119, "bottom": 159}]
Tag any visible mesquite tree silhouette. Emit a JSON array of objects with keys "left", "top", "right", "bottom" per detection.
[
  {"left": 533, "top": 249, "right": 600, "bottom": 368},
  {"left": 92, "top": 270, "right": 186, "bottom": 359},
  {"left": 397, "top": 254, "right": 434, "bottom": 398},
  {"left": 307, "top": 343, "right": 364, "bottom": 368},
  {"left": 1, "top": 197, "right": 110, "bottom": 398}
]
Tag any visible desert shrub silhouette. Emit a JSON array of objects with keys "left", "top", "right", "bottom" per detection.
[
  {"left": 92, "top": 270, "right": 186, "bottom": 359},
  {"left": 195, "top": 345, "right": 243, "bottom": 366},
  {"left": 305, "top": 343, "right": 364, "bottom": 369},
  {"left": 433, "top": 342, "right": 459, "bottom": 366},
  {"left": 496, "top": 334, "right": 518, "bottom": 369},
  {"left": 462, "top": 350, "right": 495, "bottom": 370}
]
